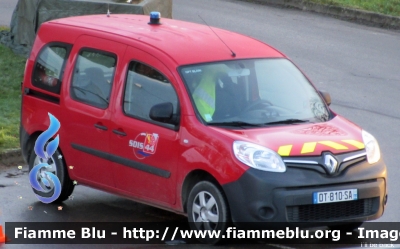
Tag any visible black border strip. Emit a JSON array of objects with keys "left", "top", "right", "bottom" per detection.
[
  {"left": 25, "top": 88, "right": 60, "bottom": 104},
  {"left": 71, "top": 143, "right": 170, "bottom": 178}
]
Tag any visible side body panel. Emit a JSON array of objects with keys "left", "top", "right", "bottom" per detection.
[{"left": 59, "top": 35, "right": 127, "bottom": 188}]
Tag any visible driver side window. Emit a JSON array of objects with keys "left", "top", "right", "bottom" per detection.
[
  {"left": 70, "top": 49, "right": 116, "bottom": 109},
  {"left": 123, "top": 61, "right": 178, "bottom": 127}
]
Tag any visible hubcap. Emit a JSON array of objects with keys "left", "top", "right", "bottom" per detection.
[
  {"left": 200, "top": 207, "right": 208, "bottom": 220},
  {"left": 192, "top": 191, "right": 219, "bottom": 230}
]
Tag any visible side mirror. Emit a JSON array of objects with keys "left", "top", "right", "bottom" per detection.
[
  {"left": 149, "top": 102, "right": 179, "bottom": 125},
  {"left": 319, "top": 90, "right": 331, "bottom": 106}
]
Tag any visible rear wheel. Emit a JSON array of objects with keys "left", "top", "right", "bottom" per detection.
[
  {"left": 28, "top": 149, "right": 74, "bottom": 203},
  {"left": 187, "top": 181, "right": 230, "bottom": 244}
]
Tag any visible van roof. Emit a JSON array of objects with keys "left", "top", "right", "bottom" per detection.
[{"left": 49, "top": 14, "right": 284, "bottom": 65}]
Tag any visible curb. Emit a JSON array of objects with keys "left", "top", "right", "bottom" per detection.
[
  {"left": 240, "top": 0, "right": 400, "bottom": 30},
  {"left": 0, "top": 148, "right": 25, "bottom": 167}
]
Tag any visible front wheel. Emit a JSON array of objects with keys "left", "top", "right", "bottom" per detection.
[
  {"left": 187, "top": 181, "right": 230, "bottom": 244},
  {"left": 28, "top": 148, "right": 74, "bottom": 203}
]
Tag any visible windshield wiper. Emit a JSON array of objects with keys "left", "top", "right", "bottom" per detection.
[
  {"left": 208, "top": 121, "right": 262, "bottom": 127},
  {"left": 264, "top": 119, "right": 309, "bottom": 125},
  {"left": 208, "top": 119, "right": 309, "bottom": 127},
  {"left": 72, "top": 86, "right": 109, "bottom": 105}
]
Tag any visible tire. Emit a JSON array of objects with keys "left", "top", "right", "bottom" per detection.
[
  {"left": 187, "top": 181, "right": 230, "bottom": 244},
  {"left": 28, "top": 148, "right": 74, "bottom": 203}
]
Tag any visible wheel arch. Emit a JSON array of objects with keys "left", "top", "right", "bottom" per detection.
[
  {"left": 181, "top": 169, "right": 225, "bottom": 213},
  {"left": 23, "top": 131, "right": 42, "bottom": 163},
  {"left": 24, "top": 130, "right": 67, "bottom": 165}
]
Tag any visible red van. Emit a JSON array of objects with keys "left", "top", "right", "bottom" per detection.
[{"left": 20, "top": 12, "right": 387, "bottom": 240}]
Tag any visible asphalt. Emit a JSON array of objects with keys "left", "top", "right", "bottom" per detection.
[
  {"left": 0, "top": 0, "right": 399, "bottom": 168},
  {"left": 243, "top": 0, "right": 400, "bottom": 30},
  {"left": 1, "top": 0, "right": 399, "bottom": 30}
]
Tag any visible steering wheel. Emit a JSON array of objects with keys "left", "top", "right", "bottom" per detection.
[{"left": 242, "top": 99, "right": 273, "bottom": 113}]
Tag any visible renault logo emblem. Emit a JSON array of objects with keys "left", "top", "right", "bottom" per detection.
[{"left": 324, "top": 154, "right": 338, "bottom": 174}]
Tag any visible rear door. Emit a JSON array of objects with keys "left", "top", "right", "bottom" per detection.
[
  {"left": 109, "top": 46, "right": 180, "bottom": 205},
  {"left": 61, "top": 35, "right": 126, "bottom": 187}
]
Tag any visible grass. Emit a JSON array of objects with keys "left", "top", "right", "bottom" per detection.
[
  {"left": 0, "top": 26, "right": 26, "bottom": 152},
  {"left": 309, "top": 0, "right": 400, "bottom": 17}
]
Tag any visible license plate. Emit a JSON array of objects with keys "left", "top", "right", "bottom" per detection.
[{"left": 313, "top": 189, "right": 358, "bottom": 204}]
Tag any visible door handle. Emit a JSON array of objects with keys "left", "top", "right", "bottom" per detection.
[
  {"left": 113, "top": 129, "right": 127, "bottom": 136},
  {"left": 94, "top": 123, "right": 108, "bottom": 131}
]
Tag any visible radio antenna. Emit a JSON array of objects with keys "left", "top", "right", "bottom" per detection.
[
  {"left": 107, "top": 4, "right": 111, "bottom": 17},
  {"left": 198, "top": 15, "right": 236, "bottom": 57}
]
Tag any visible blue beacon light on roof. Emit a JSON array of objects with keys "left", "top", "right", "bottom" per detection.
[{"left": 149, "top": 11, "right": 161, "bottom": 25}]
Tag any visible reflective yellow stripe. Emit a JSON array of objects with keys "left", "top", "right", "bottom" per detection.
[
  {"left": 281, "top": 140, "right": 360, "bottom": 156},
  {"left": 341, "top": 140, "right": 365, "bottom": 149},
  {"left": 318, "top": 141, "right": 348, "bottom": 150},
  {"left": 278, "top": 145, "right": 292, "bottom": 156},
  {"left": 301, "top": 142, "right": 317, "bottom": 154}
]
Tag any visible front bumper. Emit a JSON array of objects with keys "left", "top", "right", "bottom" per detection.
[{"left": 222, "top": 155, "right": 387, "bottom": 226}]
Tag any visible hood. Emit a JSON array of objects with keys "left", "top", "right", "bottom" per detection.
[{"left": 210, "top": 116, "right": 365, "bottom": 157}]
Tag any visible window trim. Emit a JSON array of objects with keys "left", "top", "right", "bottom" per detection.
[
  {"left": 122, "top": 60, "right": 180, "bottom": 131},
  {"left": 31, "top": 42, "right": 72, "bottom": 94},
  {"left": 70, "top": 47, "right": 118, "bottom": 110}
]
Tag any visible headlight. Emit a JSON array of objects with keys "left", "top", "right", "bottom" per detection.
[
  {"left": 362, "top": 130, "right": 381, "bottom": 164},
  {"left": 233, "top": 141, "right": 286, "bottom": 172}
]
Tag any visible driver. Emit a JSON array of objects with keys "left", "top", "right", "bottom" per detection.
[{"left": 192, "top": 64, "right": 228, "bottom": 121}]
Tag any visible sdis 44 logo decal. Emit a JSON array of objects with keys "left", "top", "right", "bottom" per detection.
[{"left": 129, "top": 132, "right": 159, "bottom": 159}]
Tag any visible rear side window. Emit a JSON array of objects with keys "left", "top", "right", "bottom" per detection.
[
  {"left": 123, "top": 61, "right": 178, "bottom": 126},
  {"left": 32, "top": 43, "right": 71, "bottom": 94},
  {"left": 70, "top": 49, "right": 116, "bottom": 109}
]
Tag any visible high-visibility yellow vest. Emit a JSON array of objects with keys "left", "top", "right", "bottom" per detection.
[
  {"left": 192, "top": 65, "right": 229, "bottom": 121},
  {"left": 193, "top": 74, "right": 216, "bottom": 121}
]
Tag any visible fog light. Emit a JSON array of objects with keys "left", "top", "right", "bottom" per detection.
[{"left": 258, "top": 207, "right": 275, "bottom": 219}]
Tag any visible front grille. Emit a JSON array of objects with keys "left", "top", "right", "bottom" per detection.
[{"left": 286, "top": 197, "right": 378, "bottom": 222}]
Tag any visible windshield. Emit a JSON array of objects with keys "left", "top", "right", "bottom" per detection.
[{"left": 180, "top": 58, "right": 330, "bottom": 127}]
